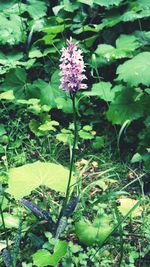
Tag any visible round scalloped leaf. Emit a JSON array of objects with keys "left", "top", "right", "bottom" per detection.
[
  {"left": 117, "top": 52, "right": 150, "bottom": 86},
  {"left": 106, "top": 88, "right": 144, "bottom": 124},
  {"left": 75, "top": 217, "right": 112, "bottom": 246},
  {"left": 7, "top": 162, "right": 74, "bottom": 199}
]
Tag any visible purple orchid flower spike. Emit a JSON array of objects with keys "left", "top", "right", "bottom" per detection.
[{"left": 59, "top": 37, "right": 87, "bottom": 95}]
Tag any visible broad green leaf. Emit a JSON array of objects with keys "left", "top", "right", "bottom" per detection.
[
  {"left": 56, "top": 129, "right": 73, "bottom": 145},
  {"left": 95, "top": 44, "right": 116, "bottom": 62},
  {"left": 79, "top": 130, "right": 94, "bottom": 140},
  {"left": 0, "top": 51, "right": 23, "bottom": 66},
  {"left": 29, "top": 48, "right": 43, "bottom": 58},
  {"left": 32, "top": 250, "right": 52, "bottom": 267},
  {"left": 106, "top": 88, "right": 144, "bottom": 124},
  {"left": 55, "top": 98, "right": 73, "bottom": 113},
  {"left": 78, "top": 0, "right": 93, "bottom": 6},
  {"left": 42, "top": 25, "right": 65, "bottom": 35},
  {"left": 28, "top": 71, "right": 67, "bottom": 109},
  {"left": 75, "top": 215, "right": 112, "bottom": 246},
  {"left": 0, "top": 90, "right": 15, "bottom": 100},
  {"left": 93, "top": 0, "right": 123, "bottom": 7},
  {"left": 117, "top": 52, "right": 150, "bottom": 86},
  {"left": 0, "top": 124, "right": 6, "bottom": 136},
  {"left": 116, "top": 34, "right": 140, "bottom": 52},
  {"left": 32, "top": 240, "right": 68, "bottom": 267},
  {"left": 0, "top": 213, "right": 19, "bottom": 228},
  {"left": 27, "top": 0, "right": 47, "bottom": 19},
  {"left": 136, "top": 0, "right": 150, "bottom": 10},
  {"left": 131, "top": 153, "right": 142, "bottom": 163},
  {"left": 92, "top": 136, "right": 105, "bottom": 150},
  {"left": 1, "top": 68, "right": 27, "bottom": 99},
  {"left": 7, "top": 162, "right": 75, "bottom": 199},
  {"left": 29, "top": 117, "right": 59, "bottom": 136},
  {"left": 0, "top": 1, "right": 17, "bottom": 10},
  {"left": 0, "top": 14, "right": 24, "bottom": 45},
  {"left": 84, "top": 82, "right": 113, "bottom": 101},
  {"left": 143, "top": 153, "right": 150, "bottom": 172},
  {"left": 84, "top": 82, "right": 122, "bottom": 102}
]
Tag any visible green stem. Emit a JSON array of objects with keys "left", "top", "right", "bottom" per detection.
[
  {"left": 64, "top": 94, "right": 77, "bottom": 207},
  {"left": 114, "top": 203, "right": 124, "bottom": 267},
  {"left": 0, "top": 196, "right": 9, "bottom": 249}
]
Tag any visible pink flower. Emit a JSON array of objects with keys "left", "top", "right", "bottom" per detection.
[{"left": 59, "top": 37, "right": 87, "bottom": 95}]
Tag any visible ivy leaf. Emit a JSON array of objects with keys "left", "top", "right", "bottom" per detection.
[
  {"left": 117, "top": 52, "right": 150, "bottom": 86},
  {"left": 7, "top": 162, "right": 75, "bottom": 199},
  {"left": 106, "top": 88, "right": 144, "bottom": 124}
]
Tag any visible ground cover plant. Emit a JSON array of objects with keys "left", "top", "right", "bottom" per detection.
[{"left": 0, "top": 0, "right": 150, "bottom": 266}]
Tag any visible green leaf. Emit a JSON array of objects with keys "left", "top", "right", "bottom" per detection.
[
  {"left": 0, "top": 90, "right": 15, "bottom": 100},
  {"left": 32, "top": 241, "right": 68, "bottom": 267},
  {"left": 85, "top": 82, "right": 113, "bottom": 101},
  {"left": 32, "top": 250, "right": 52, "bottom": 267},
  {"left": 75, "top": 215, "right": 112, "bottom": 246},
  {"left": 131, "top": 153, "right": 142, "bottom": 163},
  {"left": 0, "top": 213, "right": 19, "bottom": 228},
  {"left": 78, "top": 0, "right": 93, "bottom": 6},
  {"left": 92, "top": 136, "right": 105, "bottom": 150},
  {"left": 29, "top": 48, "right": 43, "bottom": 58},
  {"left": 29, "top": 71, "right": 67, "bottom": 108},
  {"left": 7, "top": 162, "right": 75, "bottom": 199},
  {"left": 116, "top": 34, "right": 140, "bottom": 52},
  {"left": 93, "top": 0, "right": 123, "bottom": 7},
  {"left": 118, "top": 198, "right": 142, "bottom": 218},
  {"left": 1, "top": 68, "right": 27, "bottom": 99},
  {"left": 27, "top": 0, "right": 47, "bottom": 19},
  {"left": 38, "top": 121, "right": 59, "bottom": 132},
  {"left": 106, "top": 88, "right": 144, "bottom": 124},
  {"left": 55, "top": 97, "right": 73, "bottom": 114},
  {"left": 0, "top": 14, "right": 24, "bottom": 45},
  {"left": 117, "top": 52, "right": 150, "bottom": 86},
  {"left": 79, "top": 130, "right": 94, "bottom": 140},
  {"left": 0, "top": 124, "right": 6, "bottom": 136},
  {"left": 43, "top": 25, "right": 65, "bottom": 35},
  {"left": 56, "top": 129, "right": 73, "bottom": 145}
]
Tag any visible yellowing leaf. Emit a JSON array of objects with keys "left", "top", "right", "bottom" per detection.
[
  {"left": 7, "top": 162, "right": 75, "bottom": 199},
  {"left": 118, "top": 197, "right": 142, "bottom": 217}
]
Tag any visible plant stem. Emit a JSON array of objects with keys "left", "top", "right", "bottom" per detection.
[
  {"left": 0, "top": 196, "right": 9, "bottom": 249},
  {"left": 64, "top": 94, "right": 77, "bottom": 208},
  {"left": 114, "top": 203, "right": 124, "bottom": 267}
]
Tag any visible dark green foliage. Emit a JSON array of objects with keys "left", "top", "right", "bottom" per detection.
[{"left": 0, "top": 0, "right": 150, "bottom": 266}]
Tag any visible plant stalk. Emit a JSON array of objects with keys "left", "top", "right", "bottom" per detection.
[{"left": 64, "top": 94, "right": 77, "bottom": 208}]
